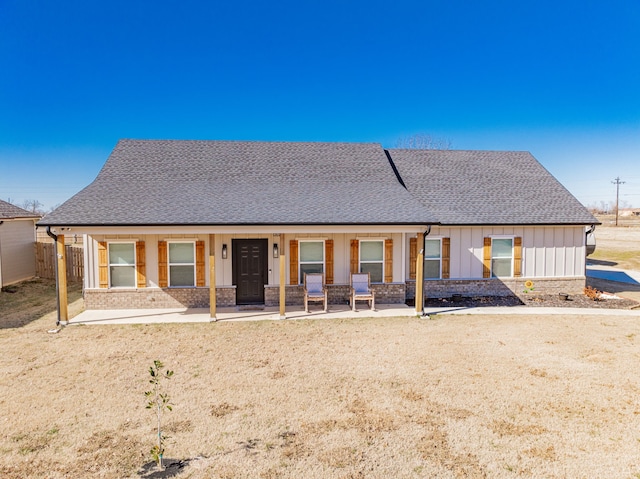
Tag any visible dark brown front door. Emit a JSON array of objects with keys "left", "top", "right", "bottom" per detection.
[{"left": 232, "top": 239, "right": 268, "bottom": 304}]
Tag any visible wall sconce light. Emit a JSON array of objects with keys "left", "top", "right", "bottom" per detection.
[
  {"left": 222, "top": 244, "right": 228, "bottom": 259},
  {"left": 273, "top": 243, "right": 279, "bottom": 258}
]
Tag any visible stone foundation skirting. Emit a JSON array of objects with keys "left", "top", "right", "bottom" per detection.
[
  {"left": 264, "top": 283, "right": 406, "bottom": 306},
  {"left": 85, "top": 278, "right": 586, "bottom": 309},
  {"left": 84, "top": 286, "right": 237, "bottom": 309},
  {"left": 406, "top": 277, "right": 587, "bottom": 299}
]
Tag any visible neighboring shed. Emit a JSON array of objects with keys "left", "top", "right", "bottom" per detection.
[{"left": 0, "top": 200, "right": 40, "bottom": 287}]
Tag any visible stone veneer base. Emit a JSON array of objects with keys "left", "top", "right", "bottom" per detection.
[
  {"left": 84, "top": 287, "right": 236, "bottom": 310},
  {"left": 83, "top": 277, "right": 586, "bottom": 310},
  {"left": 406, "top": 277, "right": 587, "bottom": 299}
]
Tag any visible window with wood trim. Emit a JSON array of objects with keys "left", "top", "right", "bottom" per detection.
[
  {"left": 359, "top": 240, "right": 384, "bottom": 283},
  {"left": 168, "top": 241, "right": 195, "bottom": 287},
  {"left": 424, "top": 238, "right": 442, "bottom": 279},
  {"left": 491, "top": 237, "right": 514, "bottom": 278},
  {"left": 108, "top": 242, "right": 136, "bottom": 288},
  {"left": 299, "top": 240, "right": 324, "bottom": 284}
]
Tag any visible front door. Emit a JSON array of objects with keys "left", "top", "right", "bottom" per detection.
[{"left": 232, "top": 239, "right": 268, "bottom": 304}]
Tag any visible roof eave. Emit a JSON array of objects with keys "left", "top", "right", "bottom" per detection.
[
  {"left": 37, "top": 221, "right": 441, "bottom": 228},
  {"left": 437, "top": 221, "right": 601, "bottom": 227}
]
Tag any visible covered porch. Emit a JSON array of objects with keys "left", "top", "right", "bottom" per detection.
[{"left": 48, "top": 225, "right": 432, "bottom": 325}]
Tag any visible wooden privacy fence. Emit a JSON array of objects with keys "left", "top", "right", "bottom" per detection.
[{"left": 35, "top": 242, "right": 84, "bottom": 283}]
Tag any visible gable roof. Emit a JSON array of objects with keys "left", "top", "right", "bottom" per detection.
[
  {"left": 38, "top": 140, "right": 597, "bottom": 228},
  {"left": 39, "top": 140, "right": 435, "bottom": 226},
  {"left": 387, "top": 149, "right": 598, "bottom": 225},
  {"left": 0, "top": 199, "right": 40, "bottom": 220}
]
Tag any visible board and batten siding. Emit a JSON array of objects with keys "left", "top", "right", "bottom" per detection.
[
  {"left": 406, "top": 226, "right": 586, "bottom": 280},
  {"left": 291, "top": 233, "right": 402, "bottom": 285},
  {"left": 86, "top": 234, "right": 212, "bottom": 289},
  {"left": 85, "top": 231, "right": 406, "bottom": 290}
]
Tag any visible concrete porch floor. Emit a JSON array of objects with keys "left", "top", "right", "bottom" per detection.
[
  {"left": 68, "top": 303, "right": 640, "bottom": 325},
  {"left": 69, "top": 303, "right": 416, "bottom": 325}
]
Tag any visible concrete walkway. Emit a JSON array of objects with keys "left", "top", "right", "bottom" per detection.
[
  {"left": 586, "top": 263, "right": 640, "bottom": 285},
  {"left": 69, "top": 302, "right": 640, "bottom": 325}
]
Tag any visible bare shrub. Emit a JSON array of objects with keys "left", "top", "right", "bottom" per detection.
[{"left": 584, "top": 286, "right": 602, "bottom": 301}]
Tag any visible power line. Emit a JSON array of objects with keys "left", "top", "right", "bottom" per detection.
[{"left": 612, "top": 177, "right": 626, "bottom": 226}]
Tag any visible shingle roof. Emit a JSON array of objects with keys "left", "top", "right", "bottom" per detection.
[
  {"left": 387, "top": 149, "right": 597, "bottom": 225},
  {"left": 39, "top": 141, "right": 597, "bottom": 227},
  {"left": 39, "top": 140, "right": 435, "bottom": 226},
  {"left": 0, "top": 199, "right": 40, "bottom": 220}
]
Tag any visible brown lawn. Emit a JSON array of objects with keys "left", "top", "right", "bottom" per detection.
[{"left": 2, "top": 306, "right": 640, "bottom": 478}]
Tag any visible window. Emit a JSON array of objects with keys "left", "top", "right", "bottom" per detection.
[
  {"left": 359, "top": 240, "right": 384, "bottom": 283},
  {"left": 108, "top": 243, "right": 136, "bottom": 288},
  {"left": 299, "top": 240, "right": 324, "bottom": 283},
  {"left": 424, "top": 238, "right": 441, "bottom": 279},
  {"left": 168, "top": 242, "right": 195, "bottom": 287},
  {"left": 491, "top": 238, "right": 513, "bottom": 278}
]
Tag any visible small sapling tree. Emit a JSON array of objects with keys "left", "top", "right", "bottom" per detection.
[{"left": 145, "top": 360, "right": 174, "bottom": 469}]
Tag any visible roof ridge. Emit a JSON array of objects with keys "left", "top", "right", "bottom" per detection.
[{"left": 117, "top": 138, "right": 383, "bottom": 146}]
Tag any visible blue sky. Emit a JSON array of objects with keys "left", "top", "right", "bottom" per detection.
[{"left": 1, "top": 0, "right": 638, "bottom": 210}]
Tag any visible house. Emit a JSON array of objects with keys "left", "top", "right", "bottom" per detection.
[
  {"left": 38, "top": 140, "right": 598, "bottom": 321},
  {"left": 0, "top": 200, "right": 40, "bottom": 288},
  {"left": 619, "top": 208, "right": 640, "bottom": 217}
]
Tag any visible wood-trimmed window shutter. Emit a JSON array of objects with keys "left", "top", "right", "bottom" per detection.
[
  {"left": 442, "top": 237, "right": 451, "bottom": 279},
  {"left": 135, "top": 241, "right": 146, "bottom": 288},
  {"left": 409, "top": 237, "right": 417, "bottom": 280},
  {"left": 384, "top": 239, "right": 393, "bottom": 283},
  {"left": 482, "top": 237, "right": 491, "bottom": 278},
  {"left": 350, "top": 240, "right": 359, "bottom": 274},
  {"left": 325, "top": 239, "right": 334, "bottom": 284},
  {"left": 98, "top": 241, "right": 108, "bottom": 288},
  {"left": 513, "top": 237, "right": 522, "bottom": 278},
  {"left": 289, "top": 239, "right": 298, "bottom": 285},
  {"left": 195, "top": 240, "right": 205, "bottom": 286},
  {"left": 158, "top": 241, "right": 168, "bottom": 287}
]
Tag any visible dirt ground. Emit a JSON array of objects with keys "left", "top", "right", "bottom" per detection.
[
  {"left": 0, "top": 222, "right": 639, "bottom": 478},
  {"left": 1, "top": 307, "right": 640, "bottom": 478},
  {"left": 0, "top": 293, "right": 640, "bottom": 479}
]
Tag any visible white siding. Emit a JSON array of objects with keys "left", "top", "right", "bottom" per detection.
[
  {"left": 410, "top": 225, "right": 586, "bottom": 280},
  {"left": 87, "top": 231, "right": 408, "bottom": 290},
  {"left": 85, "top": 225, "right": 587, "bottom": 289}
]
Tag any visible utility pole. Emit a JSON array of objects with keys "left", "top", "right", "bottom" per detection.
[{"left": 612, "top": 177, "right": 625, "bottom": 226}]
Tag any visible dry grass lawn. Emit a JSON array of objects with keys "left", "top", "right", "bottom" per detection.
[
  {"left": 591, "top": 215, "right": 640, "bottom": 271},
  {"left": 2, "top": 305, "right": 640, "bottom": 478}
]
